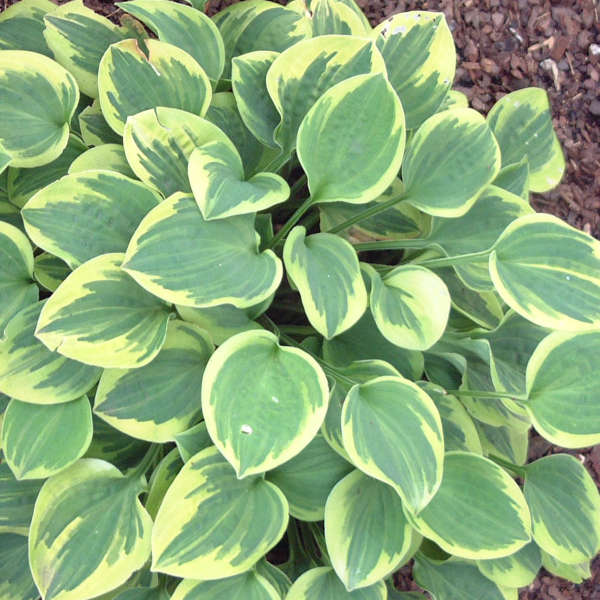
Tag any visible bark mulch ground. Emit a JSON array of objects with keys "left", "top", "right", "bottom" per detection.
[{"left": 2, "top": 0, "right": 599, "bottom": 597}]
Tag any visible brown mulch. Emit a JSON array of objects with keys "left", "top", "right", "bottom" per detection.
[{"left": 2, "top": 0, "right": 600, "bottom": 597}]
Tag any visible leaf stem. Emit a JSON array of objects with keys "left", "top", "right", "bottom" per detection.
[
  {"left": 448, "top": 389, "right": 527, "bottom": 402},
  {"left": 488, "top": 454, "right": 527, "bottom": 478},
  {"left": 129, "top": 444, "right": 161, "bottom": 480},
  {"left": 415, "top": 249, "right": 492, "bottom": 269},
  {"left": 289, "top": 173, "right": 308, "bottom": 200},
  {"left": 326, "top": 192, "right": 406, "bottom": 234},
  {"left": 353, "top": 238, "right": 429, "bottom": 252},
  {"left": 267, "top": 196, "right": 314, "bottom": 250}
]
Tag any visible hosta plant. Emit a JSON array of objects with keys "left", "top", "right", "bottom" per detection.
[{"left": 1, "top": 0, "right": 599, "bottom": 598}]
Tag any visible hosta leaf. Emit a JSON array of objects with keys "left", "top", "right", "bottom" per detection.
[
  {"left": 36, "top": 253, "right": 171, "bottom": 369},
  {"left": 43, "top": 0, "right": 127, "bottom": 98},
  {"left": 0, "top": 222, "right": 37, "bottom": 332},
  {"left": 123, "top": 193, "right": 282, "bottom": 309},
  {"left": 325, "top": 470, "right": 420, "bottom": 590},
  {"left": 231, "top": 50, "right": 280, "bottom": 148},
  {"left": 490, "top": 214, "right": 600, "bottom": 331},
  {"left": 29, "top": 459, "right": 153, "bottom": 600},
  {"left": 152, "top": 446, "right": 288, "bottom": 578},
  {"left": 255, "top": 560, "right": 292, "bottom": 597},
  {"left": 94, "top": 321, "right": 213, "bottom": 442},
  {"left": 189, "top": 140, "right": 289, "bottom": 220},
  {"left": 417, "top": 382, "right": 482, "bottom": 454},
  {"left": 364, "top": 264, "right": 450, "bottom": 351},
  {"left": 0, "top": 301, "right": 100, "bottom": 404},
  {"left": 424, "top": 185, "right": 533, "bottom": 292},
  {"left": 297, "top": 73, "right": 405, "bottom": 205},
  {"left": 0, "top": 2, "right": 52, "bottom": 56},
  {"left": 0, "top": 461, "right": 42, "bottom": 534},
  {"left": 323, "top": 311, "right": 424, "bottom": 380},
  {"left": 402, "top": 108, "right": 501, "bottom": 217},
  {"left": 114, "top": 586, "right": 170, "bottom": 600},
  {"left": 98, "top": 38, "right": 212, "bottom": 135},
  {"left": 6, "top": 134, "right": 87, "bottom": 208},
  {"left": 266, "top": 433, "right": 352, "bottom": 521},
  {"left": 2, "top": 396, "right": 92, "bottom": 480},
  {"left": 487, "top": 88, "right": 565, "bottom": 192},
  {"left": 215, "top": 0, "right": 311, "bottom": 80},
  {"left": 171, "top": 572, "right": 280, "bottom": 600},
  {"left": 541, "top": 550, "right": 591, "bottom": 583},
  {"left": 144, "top": 447, "right": 182, "bottom": 520},
  {"left": 0, "top": 0, "right": 56, "bottom": 21},
  {"left": 79, "top": 100, "right": 121, "bottom": 146},
  {"left": 34, "top": 253, "right": 70, "bottom": 292},
  {"left": 23, "top": 170, "right": 161, "bottom": 268},
  {"left": 284, "top": 226, "right": 367, "bottom": 339},
  {"left": 437, "top": 89, "right": 468, "bottom": 112},
  {"left": 123, "top": 107, "right": 231, "bottom": 197},
  {"left": 375, "top": 11, "right": 455, "bottom": 128},
  {"left": 69, "top": 144, "right": 135, "bottom": 178},
  {"left": 310, "top": 0, "right": 370, "bottom": 36},
  {"left": 174, "top": 421, "right": 212, "bottom": 463},
  {"left": 118, "top": 0, "right": 225, "bottom": 83},
  {"left": 523, "top": 454, "right": 600, "bottom": 564},
  {"left": 0, "top": 50, "right": 79, "bottom": 167},
  {"left": 266, "top": 35, "right": 386, "bottom": 157},
  {"left": 324, "top": 360, "right": 400, "bottom": 459},
  {"left": 493, "top": 156, "right": 530, "bottom": 200},
  {"left": 476, "top": 541, "right": 541, "bottom": 589},
  {"left": 476, "top": 421, "right": 528, "bottom": 466},
  {"left": 413, "top": 557, "right": 516, "bottom": 600},
  {"left": 286, "top": 567, "right": 387, "bottom": 600},
  {"left": 341, "top": 376, "right": 444, "bottom": 513},
  {"left": 406, "top": 452, "right": 531, "bottom": 559},
  {"left": 0, "top": 199, "right": 22, "bottom": 233},
  {"left": 0, "top": 532, "right": 38, "bottom": 600},
  {"left": 525, "top": 331, "right": 600, "bottom": 447},
  {"left": 202, "top": 330, "right": 328, "bottom": 477}
]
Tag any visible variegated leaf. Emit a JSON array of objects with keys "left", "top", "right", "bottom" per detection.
[{"left": 171, "top": 572, "right": 280, "bottom": 600}]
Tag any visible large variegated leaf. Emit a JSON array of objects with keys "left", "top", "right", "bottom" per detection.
[
  {"left": 490, "top": 214, "right": 600, "bottom": 331},
  {"left": 325, "top": 470, "right": 420, "bottom": 590},
  {"left": 78, "top": 100, "right": 121, "bottom": 146},
  {"left": 266, "top": 35, "right": 386, "bottom": 157},
  {"left": 6, "top": 134, "right": 87, "bottom": 208},
  {"left": 310, "top": 0, "right": 370, "bottom": 36},
  {"left": 0, "top": 222, "right": 38, "bottom": 331},
  {"left": 0, "top": 50, "right": 79, "bottom": 167},
  {"left": 29, "top": 459, "right": 153, "bottom": 600},
  {"left": 202, "top": 330, "right": 328, "bottom": 477},
  {"left": 323, "top": 311, "right": 424, "bottom": 380},
  {"left": 2, "top": 397, "right": 92, "bottom": 479},
  {"left": 297, "top": 73, "right": 405, "bottom": 205},
  {"left": 323, "top": 360, "right": 400, "bottom": 459},
  {"left": 375, "top": 11, "right": 455, "bottom": 128},
  {"left": 401, "top": 108, "right": 501, "bottom": 217},
  {"left": 0, "top": 301, "right": 100, "bottom": 404},
  {"left": 364, "top": 263, "right": 450, "bottom": 351},
  {"left": 189, "top": 140, "right": 289, "bottom": 220},
  {"left": 98, "top": 38, "right": 212, "bottom": 135},
  {"left": 214, "top": 0, "right": 311, "bottom": 80},
  {"left": 284, "top": 227, "right": 367, "bottom": 339},
  {"left": 266, "top": 433, "right": 352, "bottom": 521},
  {"left": 22, "top": 170, "right": 161, "bottom": 268},
  {"left": 118, "top": 0, "right": 225, "bottom": 83},
  {"left": 341, "top": 376, "right": 443, "bottom": 513},
  {"left": 487, "top": 88, "right": 565, "bottom": 192},
  {"left": 43, "top": 0, "right": 127, "bottom": 98},
  {"left": 414, "top": 557, "right": 516, "bottom": 600},
  {"left": 525, "top": 331, "right": 600, "bottom": 447},
  {"left": 94, "top": 321, "right": 213, "bottom": 442},
  {"left": 171, "top": 572, "right": 280, "bottom": 600},
  {"left": 123, "top": 193, "right": 282, "bottom": 309},
  {"left": 36, "top": 253, "right": 171, "bottom": 369},
  {"left": 0, "top": 461, "right": 42, "bottom": 534},
  {"left": 231, "top": 50, "right": 280, "bottom": 148},
  {"left": 152, "top": 446, "right": 288, "bottom": 579},
  {"left": 123, "top": 107, "right": 232, "bottom": 197},
  {"left": 34, "top": 252, "right": 70, "bottom": 292},
  {"left": 406, "top": 452, "right": 531, "bottom": 559},
  {"left": 0, "top": 0, "right": 53, "bottom": 56},
  {"left": 0, "top": 532, "right": 38, "bottom": 600},
  {"left": 69, "top": 144, "right": 135, "bottom": 178},
  {"left": 476, "top": 541, "right": 541, "bottom": 589},
  {"left": 524, "top": 454, "right": 600, "bottom": 564},
  {"left": 286, "top": 567, "right": 387, "bottom": 600}
]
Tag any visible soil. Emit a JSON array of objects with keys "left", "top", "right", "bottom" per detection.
[{"left": 2, "top": 0, "right": 599, "bottom": 597}]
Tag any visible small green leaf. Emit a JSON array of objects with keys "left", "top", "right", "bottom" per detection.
[
  {"left": 144, "top": 448, "right": 183, "bottom": 520},
  {"left": 2, "top": 397, "right": 92, "bottom": 479},
  {"left": 493, "top": 157, "right": 530, "bottom": 200},
  {"left": 202, "top": 330, "right": 328, "bottom": 477},
  {"left": 152, "top": 446, "right": 288, "bottom": 579},
  {"left": 78, "top": 100, "right": 121, "bottom": 146},
  {"left": 174, "top": 422, "right": 212, "bottom": 463},
  {"left": 34, "top": 253, "right": 70, "bottom": 292}
]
